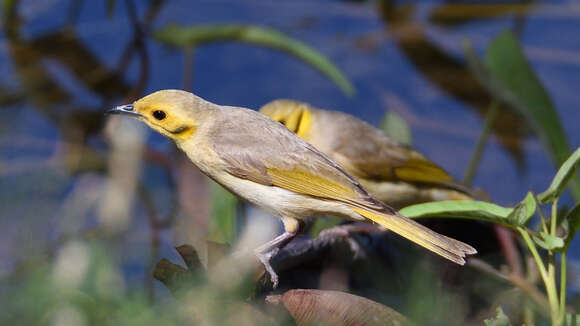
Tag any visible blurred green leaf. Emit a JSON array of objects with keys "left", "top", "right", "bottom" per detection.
[
  {"left": 539, "top": 147, "right": 580, "bottom": 204},
  {"left": 564, "top": 203, "right": 580, "bottom": 249},
  {"left": 464, "top": 30, "right": 580, "bottom": 201},
  {"left": 533, "top": 231, "right": 564, "bottom": 251},
  {"left": 565, "top": 313, "right": 580, "bottom": 326},
  {"left": 309, "top": 215, "right": 343, "bottom": 238},
  {"left": 154, "top": 24, "right": 355, "bottom": 96},
  {"left": 209, "top": 181, "right": 238, "bottom": 243},
  {"left": 381, "top": 110, "right": 412, "bottom": 146},
  {"left": 400, "top": 200, "right": 516, "bottom": 227},
  {"left": 507, "top": 191, "right": 536, "bottom": 226},
  {"left": 379, "top": 3, "right": 526, "bottom": 166},
  {"left": 2, "top": 0, "right": 16, "bottom": 16},
  {"left": 484, "top": 307, "right": 512, "bottom": 326}
]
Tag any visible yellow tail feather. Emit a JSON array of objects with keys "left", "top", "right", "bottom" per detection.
[{"left": 351, "top": 207, "right": 476, "bottom": 264}]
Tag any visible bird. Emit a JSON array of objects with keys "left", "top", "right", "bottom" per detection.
[
  {"left": 107, "top": 90, "right": 476, "bottom": 287},
  {"left": 259, "top": 99, "right": 474, "bottom": 209}
]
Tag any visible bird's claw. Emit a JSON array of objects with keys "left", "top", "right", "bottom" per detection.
[{"left": 255, "top": 247, "right": 281, "bottom": 288}]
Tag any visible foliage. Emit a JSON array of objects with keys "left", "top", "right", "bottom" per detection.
[
  {"left": 154, "top": 24, "right": 355, "bottom": 96},
  {"left": 464, "top": 30, "right": 580, "bottom": 201},
  {"left": 402, "top": 145, "right": 580, "bottom": 325},
  {"left": 484, "top": 308, "right": 512, "bottom": 326},
  {"left": 381, "top": 110, "right": 412, "bottom": 146}
]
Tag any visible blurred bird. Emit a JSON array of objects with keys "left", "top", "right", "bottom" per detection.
[
  {"left": 107, "top": 90, "right": 476, "bottom": 287},
  {"left": 260, "top": 99, "right": 474, "bottom": 209}
]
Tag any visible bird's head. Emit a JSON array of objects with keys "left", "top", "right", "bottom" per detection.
[
  {"left": 259, "top": 99, "right": 313, "bottom": 140},
  {"left": 107, "top": 90, "right": 209, "bottom": 142}
]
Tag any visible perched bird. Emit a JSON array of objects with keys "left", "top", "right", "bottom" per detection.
[
  {"left": 260, "top": 100, "right": 473, "bottom": 209},
  {"left": 107, "top": 90, "right": 476, "bottom": 287}
]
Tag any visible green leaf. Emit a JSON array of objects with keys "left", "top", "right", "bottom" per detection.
[
  {"left": 484, "top": 307, "right": 512, "bottom": 326},
  {"left": 464, "top": 31, "right": 580, "bottom": 201},
  {"left": 154, "top": 24, "right": 355, "bottom": 96},
  {"left": 507, "top": 191, "right": 536, "bottom": 226},
  {"left": 564, "top": 203, "right": 580, "bottom": 249},
  {"left": 381, "top": 110, "right": 412, "bottom": 146},
  {"left": 533, "top": 231, "right": 564, "bottom": 251},
  {"left": 309, "top": 215, "right": 343, "bottom": 238},
  {"left": 209, "top": 181, "right": 238, "bottom": 243},
  {"left": 565, "top": 313, "right": 580, "bottom": 326},
  {"left": 539, "top": 147, "right": 580, "bottom": 204},
  {"left": 399, "top": 200, "right": 517, "bottom": 228}
]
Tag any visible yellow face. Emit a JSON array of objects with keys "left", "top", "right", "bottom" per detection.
[
  {"left": 109, "top": 90, "right": 197, "bottom": 142},
  {"left": 259, "top": 100, "right": 312, "bottom": 140}
]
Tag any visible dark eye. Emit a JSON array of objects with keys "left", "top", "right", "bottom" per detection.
[
  {"left": 152, "top": 110, "right": 166, "bottom": 120},
  {"left": 279, "top": 119, "right": 286, "bottom": 126}
]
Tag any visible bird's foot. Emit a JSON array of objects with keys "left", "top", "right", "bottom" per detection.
[{"left": 255, "top": 247, "right": 281, "bottom": 288}]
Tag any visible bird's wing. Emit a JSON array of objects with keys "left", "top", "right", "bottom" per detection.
[
  {"left": 212, "top": 108, "right": 387, "bottom": 212},
  {"left": 322, "top": 110, "right": 456, "bottom": 185}
]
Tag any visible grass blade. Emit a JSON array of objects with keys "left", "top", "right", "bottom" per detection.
[{"left": 154, "top": 24, "right": 355, "bottom": 96}]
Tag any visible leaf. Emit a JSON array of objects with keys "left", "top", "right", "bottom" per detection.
[
  {"left": 565, "top": 313, "right": 580, "bottom": 326},
  {"left": 380, "top": 5, "right": 526, "bottom": 166},
  {"left": 267, "top": 289, "right": 412, "bottom": 326},
  {"left": 381, "top": 110, "right": 412, "bottom": 146},
  {"left": 399, "top": 200, "right": 517, "bottom": 227},
  {"left": 564, "top": 203, "right": 580, "bottom": 249},
  {"left": 507, "top": 191, "right": 536, "bottom": 226},
  {"left": 309, "top": 215, "right": 343, "bottom": 238},
  {"left": 154, "top": 24, "right": 355, "bottom": 96},
  {"left": 464, "top": 30, "right": 580, "bottom": 201},
  {"left": 539, "top": 147, "right": 580, "bottom": 204},
  {"left": 209, "top": 181, "right": 238, "bottom": 243},
  {"left": 533, "top": 231, "right": 564, "bottom": 251},
  {"left": 484, "top": 307, "right": 512, "bottom": 326}
]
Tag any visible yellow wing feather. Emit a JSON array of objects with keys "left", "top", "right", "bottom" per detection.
[
  {"left": 267, "top": 168, "right": 360, "bottom": 203},
  {"left": 393, "top": 156, "right": 454, "bottom": 184},
  {"left": 267, "top": 168, "right": 477, "bottom": 265},
  {"left": 351, "top": 207, "right": 477, "bottom": 264}
]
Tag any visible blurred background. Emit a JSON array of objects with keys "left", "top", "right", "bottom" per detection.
[{"left": 1, "top": 0, "right": 580, "bottom": 325}]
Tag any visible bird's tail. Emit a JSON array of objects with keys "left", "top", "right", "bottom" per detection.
[{"left": 351, "top": 207, "right": 476, "bottom": 264}]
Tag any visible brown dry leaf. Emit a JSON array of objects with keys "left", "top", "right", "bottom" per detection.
[{"left": 267, "top": 289, "right": 412, "bottom": 326}]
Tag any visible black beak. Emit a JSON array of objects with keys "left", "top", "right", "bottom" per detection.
[{"left": 106, "top": 104, "right": 141, "bottom": 117}]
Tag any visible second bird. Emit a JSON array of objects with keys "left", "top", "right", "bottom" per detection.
[{"left": 260, "top": 100, "right": 473, "bottom": 209}]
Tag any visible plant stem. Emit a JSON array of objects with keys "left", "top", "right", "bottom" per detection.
[
  {"left": 559, "top": 252, "right": 567, "bottom": 322},
  {"left": 548, "top": 199, "right": 558, "bottom": 300},
  {"left": 532, "top": 191, "right": 549, "bottom": 234},
  {"left": 548, "top": 198, "right": 560, "bottom": 325},
  {"left": 550, "top": 198, "right": 559, "bottom": 235},
  {"left": 518, "top": 227, "right": 560, "bottom": 325},
  {"left": 463, "top": 100, "right": 500, "bottom": 186}
]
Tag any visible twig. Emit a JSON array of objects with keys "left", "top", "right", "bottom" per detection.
[{"left": 468, "top": 258, "right": 550, "bottom": 317}]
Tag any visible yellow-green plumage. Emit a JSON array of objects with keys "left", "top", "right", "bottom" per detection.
[
  {"left": 108, "top": 90, "right": 476, "bottom": 286},
  {"left": 260, "top": 99, "right": 473, "bottom": 208}
]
